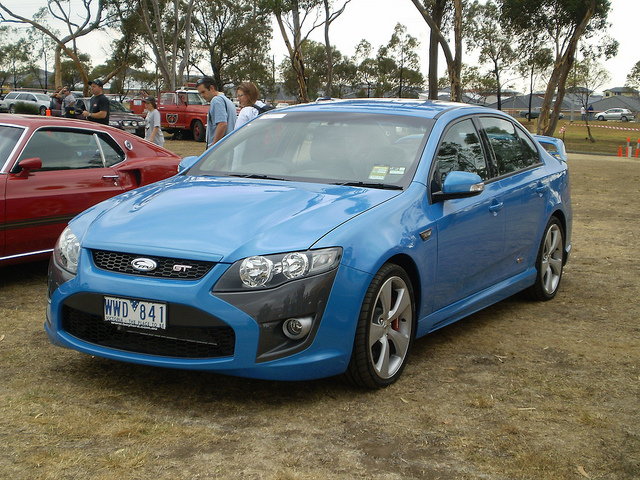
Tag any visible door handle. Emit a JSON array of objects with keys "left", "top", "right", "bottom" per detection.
[
  {"left": 102, "top": 174, "right": 119, "bottom": 186},
  {"left": 489, "top": 201, "right": 504, "bottom": 216},
  {"left": 536, "top": 184, "right": 548, "bottom": 196}
]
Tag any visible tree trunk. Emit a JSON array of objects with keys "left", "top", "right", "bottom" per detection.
[
  {"left": 540, "top": 0, "right": 596, "bottom": 136},
  {"left": 427, "top": 0, "right": 445, "bottom": 100},
  {"left": 323, "top": 0, "right": 333, "bottom": 97},
  {"left": 411, "top": 0, "right": 461, "bottom": 101}
]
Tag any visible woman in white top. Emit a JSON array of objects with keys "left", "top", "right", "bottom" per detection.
[
  {"left": 144, "top": 96, "right": 164, "bottom": 146},
  {"left": 234, "top": 82, "right": 267, "bottom": 130}
]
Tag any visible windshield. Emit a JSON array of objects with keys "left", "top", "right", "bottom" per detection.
[
  {"left": 187, "top": 111, "right": 433, "bottom": 188},
  {"left": 109, "top": 101, "right": 130, "bottom": 112}
]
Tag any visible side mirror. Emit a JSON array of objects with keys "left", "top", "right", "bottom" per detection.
[
  {"left": 178, "top": 155, "right": 199, "bottom": 173},
  {"left": 433, "top": 171, "right": 484, "bottom": 201},
  {"left": 14, "top": 157, "right": 43, "bottom": 178}
]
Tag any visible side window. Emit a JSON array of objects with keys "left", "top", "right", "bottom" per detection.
[
  {"left": 18, "top": 130, "right": 109, "bottom": 170},
  {"left": 480, "top": 117, "right": 539, "bottom": 175},
  {"left": 97, "top": 134, "right": 125, "bottom": 167},
  {"left": 0, "top": 126, "right": 24, "bottom": 168},
  {"left": 187, "top": 92, "right": 203, "bottom": 105},
  {"left": 432, "top": 119, "right": 488, "bottom": 192},
  {"left": 160, "top": 93, "right": 176, "bottom": 106},
  {"left": 516, "top": 127, "right": 539, "bottom": 165}
]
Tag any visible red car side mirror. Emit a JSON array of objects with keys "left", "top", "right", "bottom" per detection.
[{"left": 15, "top": 157, "right": 43, "bottom": 178}]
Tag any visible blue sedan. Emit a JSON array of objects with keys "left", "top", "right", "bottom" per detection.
[{"left": 46, "top": 99, "right": 572, "bottom": 388}]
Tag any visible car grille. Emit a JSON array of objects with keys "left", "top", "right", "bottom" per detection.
[
  {"left": 62, "top": 305, "right": 235, "bottom": 358},
  {"left": 92, "top": 250, "right": 215, "bottom": 280}
]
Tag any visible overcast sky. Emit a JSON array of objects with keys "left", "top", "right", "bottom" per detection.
[{"left": 6, "top": 0, "right": 637, "bottom": 92}]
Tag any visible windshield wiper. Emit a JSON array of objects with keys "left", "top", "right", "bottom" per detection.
[
  {"left": 335, "top": 181, "right": 404, "bottom": 190},
  {"left": 227, "top": 173, "right": 290, "bottom": 181}
]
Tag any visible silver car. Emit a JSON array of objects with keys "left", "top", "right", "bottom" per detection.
[
  {"left": 595, "top": 108, "right": 635, "bottom": 122},
  {"left": 0, "top": 91, "right": 51, "bottom": 115}
]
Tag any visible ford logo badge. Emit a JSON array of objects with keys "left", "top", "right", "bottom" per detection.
[{"left": 131, "top": 258, "right": 158, "bottom": 272}]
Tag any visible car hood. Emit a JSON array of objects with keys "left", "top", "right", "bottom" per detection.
[{"left": 77, "top": 176, "right": 399, "bottom": 262}]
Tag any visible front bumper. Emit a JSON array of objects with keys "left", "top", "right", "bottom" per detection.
[{"left": 46, "top": 248, "right": 368, "bottom": 381}]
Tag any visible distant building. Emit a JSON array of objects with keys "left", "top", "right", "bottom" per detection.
[{"left": 603, "top": 87, "right": 639, "bottom": 98}]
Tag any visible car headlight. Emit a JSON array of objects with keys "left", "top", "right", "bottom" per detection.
[
  {"left": 53, "top": 226, "right": 80, "bottom": 274},
  {"left": 109, "top": 120, "right": 120, "bottom": 127},
  {"left": 213, "top": 247, "right": 342, "bottom": 291}
]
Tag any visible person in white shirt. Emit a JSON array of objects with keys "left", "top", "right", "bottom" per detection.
[
  {"left": 234, "top": 82, "right": 268, "bottom": 130},
  {"left": 144, "top": 96, "right": 164, "bottom": 146}
]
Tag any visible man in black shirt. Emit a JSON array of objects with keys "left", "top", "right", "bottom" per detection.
[{"left": 82, "top": 79, "right": 110, "bottom": 125}]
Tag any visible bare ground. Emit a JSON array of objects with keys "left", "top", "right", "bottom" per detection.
[{"left": 1, "top": 150, "right": 639, "bottom": 480}]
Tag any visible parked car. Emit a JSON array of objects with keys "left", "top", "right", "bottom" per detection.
[
  {"left": 0, "top": 114, "right": 182, "bottom": 267},
  {"left": 595, "top": 108, "right": 635, "bottom": 122},
  {"left": 74, "top": 98, "right": 146, "bottom": 136},
  {"left": 46, "top": 99, "right": 572, "bottom": 388},
  {"left": 0, "top": 91, "right": 51, "bottom": 115},
  {"left": 519, "top": 107, "right": 564, "bottom": 120}
]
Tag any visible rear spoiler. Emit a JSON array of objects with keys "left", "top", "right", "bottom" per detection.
[{"left": 533, "top": 135, "right": 567, "bottom": 162}]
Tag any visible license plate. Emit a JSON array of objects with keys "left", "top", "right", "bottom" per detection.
[
  {"left": 124, "top": 128, "right": 136, "bottom": 133},
  {"left": 104, "top": 296, "right": 167, "bottom": 330}
]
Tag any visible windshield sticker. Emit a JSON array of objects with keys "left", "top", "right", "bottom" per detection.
[
  {"left": 369, "top": 165, "right": 389, "bottom": 180},
  {"left": 389, "top": 167, "right": 406, "bottom": 175}
]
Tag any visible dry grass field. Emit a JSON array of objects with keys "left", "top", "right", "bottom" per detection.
[{"left": 1, "top": 145, "right": 638, "bottom": 480}]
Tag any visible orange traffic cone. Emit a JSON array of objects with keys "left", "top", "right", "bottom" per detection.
[
  {"left": 636, "top": 148, "right": 639, "bottom": 158},
  {"left": 46, "top": 108, "right": 51, "bottom": 116},
  {"left": 617, "top": 146, "right": 623, "bottom": 157}
]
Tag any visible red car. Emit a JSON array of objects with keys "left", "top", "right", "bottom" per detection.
[{"left": 0, "top": 114, "right": 182, "bottom": 266}]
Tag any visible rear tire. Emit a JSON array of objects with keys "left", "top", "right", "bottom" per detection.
[
  {"left": 344, "top": 263, "right": 415, "bottom": 389},
  {"left": 192, "top": 120, "right": 205, "bottom": 142},
  {"left": 39, "top": 106, "right": 47, "bottom": 115},
  {"left": 9, "top": 104, "right": 15, "bottom": 114},
  {"left": 527, "top": 217, "right": 564, "bottom": 301}
]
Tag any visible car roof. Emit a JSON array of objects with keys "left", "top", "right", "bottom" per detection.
[
  {"left": 280, "top": 98, "right": 478, "bottom": 119},
  {"left": 0, "top": 113, "right": 110, "bottom": 129}
]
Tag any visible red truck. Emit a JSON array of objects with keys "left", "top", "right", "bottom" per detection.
[{"left": 130, "top": 89, "right": 209, "bottom": 142}]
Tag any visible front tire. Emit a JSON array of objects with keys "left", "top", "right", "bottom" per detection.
[
  {"left": 527, "top": 217, "right": 564, "bottom": 301},
  {"left": 344, "top": 264, "right": 415, "bottom": 388},
  {"left": 9, "top": 104, "right": 15, "bottom": 114}
]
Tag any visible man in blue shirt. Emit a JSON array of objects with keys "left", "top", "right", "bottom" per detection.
[{"left": 196, "top": 77, "right": 236, "bottom": 148}]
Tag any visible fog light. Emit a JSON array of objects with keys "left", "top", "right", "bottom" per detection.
[{"left": 282, "top": 316, "right": 313, "bottom": 340}]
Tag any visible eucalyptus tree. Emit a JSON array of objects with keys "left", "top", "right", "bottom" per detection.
[
  {"left": 0, "top": 35, "right": 31, "bottom": 90},
  {"left": 191, "top": 0, "right": 273, "bottom": 96},
  {"left": 410, "top": 0, "right": 464, "bottom": 101},
  {"left": 466, "top": 0, "right": 516, "bottom": 110},
  {"left": 135, "top": 0, "right": 196, "bottom": 91},
  {"left": 516, "top": 38, "right": 553, "bottom": 120},
  {"left": 626, "top": 61, "right": 640, "bottom": 91},
  {"left": 422, "top": 0, "right": 450, "bottom": 99},
  {"left": 261, "top": 0, "right": 325, "bottom": 103},
  {"left": 321, "top": 0, "right": 350, "bottom": 97},
  {"left": 376, "top": 23, "right": 424, "bottom": 98},
  {"left": 0, "top": 0, "right": 112, "bottom": 94},
  {"left": 500, "top": 0, "right": 616, "bottom": 135},
  {"left": 352, "top": 40, "right": 377, "bottom": 97},
  {"left": 279, "top": 39, "right": 351, "bottom": 99}
]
